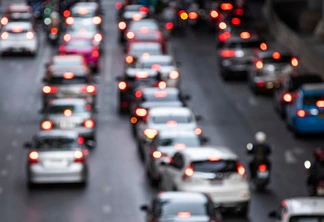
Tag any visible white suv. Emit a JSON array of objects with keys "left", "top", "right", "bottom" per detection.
[
  {"left": 159, "top": 147, "right": 251, "bottom": 216},
  {"left": 268, "top": 197, "right": 324, "bottom": 222}
]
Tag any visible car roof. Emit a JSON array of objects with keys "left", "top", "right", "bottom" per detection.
[
  {"left": 149, "top": 107, "right": 192, "bottom": 117},
  {"left": 125, "top": 68, "right": 159, "bottom": 77},
  {"left": 138, "top": 55, "right": 173, "bottom": 63},
  {"left": 158, "top": 192, "right": 208, "bottom": 203},
  {"left": 8, "top": 4, "right": 31, "bottom": 12},
  {"left": 130, "top": 42, "right": 161, "bottom": 49},
  {"left": 72, "top": 2, "right": 98, "bottom": 10},
  {"left": 301, "top": 83, "right": 324, "bottom": 92},
  {"left": 50, "top": 98, "right": 86, "bottom": 106},
  {"left": 158, "top": 129, "right": 198, "bottom": 138},
  {"left": 5, "top": 22, "right": 32, "bottom": 30},
  {"left": 180, "top": 147, "right": 238, "bottom": 161},
  {"left": 284, "top": 198, "right": 324, "bottom": 216},
  {"left": 36, "top": 130, "right": 78, "bottom": 138},
  {"left": 142, "top": 87, "right": 179, "bottom": 95}
]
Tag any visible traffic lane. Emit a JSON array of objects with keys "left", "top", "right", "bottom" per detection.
[{"left": 170, "top": 30, "right": 319, "bottom": 221}]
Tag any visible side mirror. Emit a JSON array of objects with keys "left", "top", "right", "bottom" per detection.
[
  {"left": 202, "top": 137, "right": 209, "bottom": 144},
  {"left": 140, "top": 205, "right": 149, "bottom": 211},
  {"left": 195, "top": 115, "right": 203, "bottom": 121},
  {"left": 23, "top": 142, "right": 32, "bottom": 148},
  {"left": 268, "top": 211, "right": 278, "bottom": 219}
]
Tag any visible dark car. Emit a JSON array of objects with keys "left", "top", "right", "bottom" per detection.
[
  {"left": 140, "top": 192, "right": 222, "bottom": 222},
  {"left": 116, "top": 69, "right": 164, "bottom": 113},
  {"left": 217, "top": 13, "right": 256, "bottom": 33},
  {"left": 273, "top": 73, "right": 323, "bottom": 118}
]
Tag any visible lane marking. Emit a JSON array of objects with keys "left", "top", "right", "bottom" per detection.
[
  {"left": 103, "top": 185, "right": 111, "bottom": 194},
  {"left": 102, "top": 205, "right": 112, "bottom": 214},
  {"left": 285, "top": 150, "right": 297, "bottom": 164},
  {"left": 6, "top": 154, "right": 12, "bottom": 161},
  {"left": 11, "top": 140, "right": 18, "bottom": 147},
  {"left": 1, "top": 169, "right": 8, "bottom": 176}
]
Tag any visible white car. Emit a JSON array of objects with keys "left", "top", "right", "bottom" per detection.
[
  {"left": 160, "top": 147, "right": 251, "bottom": 216},
  {"left": 0, "top": 22, "right": 38, "bottom": 55},
  {"left": 268, "top": 197, "right": 324, "bottom": 221},
  {"left": 135, "top": 55, "right": 180, "bottom": 88}
]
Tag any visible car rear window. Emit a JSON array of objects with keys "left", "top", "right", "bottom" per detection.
[
  {"left": 35, "top": 137, "right": 78, "bottom": 150},
  {"left": 68, "top": 24, "right": 97, "bottom": 33},
  {"left": 160, "top": 201, "right": 207, "bottom": 217},
  {"left": 47, "top": 104, "right": 87, "bottom": 114},
  {"left": 71, "top": 9, "right": 96, "bottom": 18},
  {"left": 151, "top": 115, "right": 192, "bottom": 124},
  {"left": 134, "top": 32, "right": 160, "bottom": 40},
  {"left": 192, "top": 160, "right": 237, "bottom": 173},
  {"left": 290, "top": 76, "right": 323, "bottom": 91},
  {"left": 140, "top": 60, "right": 173, "bottom": 68},
  {"left": 142, "top": 92, "right": 179, "bottom": 102},
  {"left": 130, "top": 21, "right": 158, "bottom": 30},
  {"left": 129, "top": 47, "right": 162, "bottom": 56},
  {"left": 289, "top": 216, "right": 324, "bottom": 222},
  {"left": 303, "top": 95, "right": 324, "bottom": 106},
  {"left": 53, "top": 59, "right": 83, "bottom": 66},
  {"left": 9, "top": 12, "right": 32, "bottom": 21},
  {"left": 66, "top": 40, "right": 92, "bottom": 48},
  {"left": 49, "top": 76, "right": 89, "bottom": 85},
  {"left": 262, "top": 56, "right": 293, "bottom": 64},
  {"left": 159, "top": 136, "right": 201, "bottom": 147},
  {"left": 227, "top": 41, "right": 261, "bottom": 49}
]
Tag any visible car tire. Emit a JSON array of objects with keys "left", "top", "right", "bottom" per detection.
[
  {"left": 27, "top": 180, "right": 35, "bottom": 189},
  {"left": 239, "top": 207, "right": 249, "bottom": 218},
  {"left": 148, "top": 170, "right": 160, "bottom": 186},
  {"left": 79, "top": 180, "right": 87, "bottom": 188}
]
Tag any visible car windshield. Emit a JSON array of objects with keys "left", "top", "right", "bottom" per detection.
[
  {"left": 142, "top": 91, "right": 179, "bottom": 102},
  {"left": 130, "top": 47, "right": 162, "bottom": 56},
  {"left": 290, "top": 76, "right": 323, "bottom": 91},
  {"left": 140, "top": 60, "right": 173, "bottom": 68},
  {"left": 289, "top": 216, "right": 324, "bottom": 222},
  {"left": 159, "top": 201, "right": 207, "bottom": 218},
  {"left": 227, "top": 40, "right": 261, "bottom": 49},
  {"left": 263, "top": 56, "right": 293, "bottom": 64},
  {"left": 53, "top": 59, "right": 83, "bottom": 66},
  {"left": 130, "top": 21, "right": 158, "bottom": 30},
  {"left": 35, "top": 137, "right": 78, "bottom": 150},
  {"left": 303, "top": 95, "right": 324, "bottom": 106},
  {"left": 47, "top": 104, "right": 87, "bottom": 114},
  {"left": 48, "top": 76, "right": 89, "bottom": 85},
  {"left": 151, "top": 115, "right": 192, "bottom": 124},
  {"left": 134, "top": 32, "right": 160, "bottom": 40},
  {"left": 192, "top": 160, "right": 238, "bottom": 173},
  {"left": 66, "top": 40, "right": 92, "bottom": 48},
  {"left": 159, "top": 135, "right": 201, "bottom": 147}
]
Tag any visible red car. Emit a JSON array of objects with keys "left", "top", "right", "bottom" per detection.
[
  {"left": 59, "top": 37, "right": 100, "bottom": 72},
  {"left": 126, "top": 29, "right": 167, "bottom": 54}
]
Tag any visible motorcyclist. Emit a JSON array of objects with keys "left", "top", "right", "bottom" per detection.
[
  {"left": 306, "top": 148, "right": 324, "bottom": 195},
  {"left": 247, "top": 132, "right": 272, "bottom": 179}
]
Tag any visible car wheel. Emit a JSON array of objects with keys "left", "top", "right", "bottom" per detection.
[
  {"left": 27, "top": 180, "right": 35, "bottom": 189},
  {"left": 239, "top": 206, "right": 249, "bottom": 218}
]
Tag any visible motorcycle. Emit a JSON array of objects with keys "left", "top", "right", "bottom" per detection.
[{"left": 304, "top": 160, "right": 324, "bottom": 196}]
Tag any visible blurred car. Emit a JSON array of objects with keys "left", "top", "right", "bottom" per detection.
[
  {"left": 1, "top": 4, "right": 35, "bottom": 27},
  {"left": 45, "top": 55, "right": 90, "bottom": 73},
  {"left": 218, "top": 33, "right": 264, "bottom": 80},
  {"left": 42, "top": 69, "right": 97, "bottom": 109},
  {"left": 0, "top": 22, "right": 38, "bottom": 56},
  {"left": 135, "top": 55, "right": 181, "bottom": 88},
  {"left": 217, "top": 13, "right": 256, "bottom": 33},
  {"left": 140, "top": 192, "right": 222, "bottom": 222},
  {"left": 40, "top": 98, "right": 97, "bottom": 141},
  {"left": 125, "top": 19, "right": 160, "bottom": 42},
  {"left": 268, "top": 197, "right": 324, "bottom": 222},
  {"left": 144, "top": 130, "right": 209, "bottom": 184},
  {"left": 286, "top": 83, "right": 324, "bottom": 136},
  {"left": 273, "top": 73, "right": 323, "bottom": 118},
  {"left": 130, "top": 87, "right": 191, "bottom": 135},
  {"left": 248, "top": 50, "right": 299, "bottom": 94},
  {"left": 65, "top": 2, "right": 103, "bottom": 30},
  {"left": 135, "top": 107, "right": 203, "bottom": 149},
  {"left": 116, "top": 4, "right": 149, "bottom": 21},
  {"left": 160, "top": 147, "right": 250, "bottom": 216},
  {"left": 64, "top": 20, "right": 103, "bottom": 50},
  {"left": 59, "top": 37, "right": 100, "bottom": 72},
  {"left": 117, "top": 6, "right": 149, "bottom": 42},
  {"left": 116, "top": 68, "right": 164, "bottom": 113},
  {"left": 125, "top": 42, "right": 164, "bottom": 68},
  {"left": 24, "top": 130, "right": 89, "bottom": 187},
  {"left": 126, "top": 29, "right": 167, "bottom": 53}
]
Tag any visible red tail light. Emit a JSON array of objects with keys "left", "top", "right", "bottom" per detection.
[
  {"left": 63, "top": 10, "right": 70, "bottom": 17},
  {"left": 51, "top": 28, "right": 58, "bottom": 35},
  {"left": 169, "top": 71, "right": 179, "bottom": 79},
  {"left": 219, "top": 32, "right": 231, "bottom": 42},
  {"left": 144, "top": 129, "right": 158, "bottom": 139},
  {"left": 219, "top": 22, "right": 227, "bottom": 30},
  {"left": 81, "top": 85, "right": 97, "bottom": 95},
  {"left": 1, "top": 17, "right": 8, "bottom": 26},
  {"left": 255, "top": 60, "right": 264, "bottom": 69},
  {"left": 237, "top": 164, "right": 246, "bottom": 176},
  {"left": 78, "top": 137, "right": 85, "bottom": 144},
  {"left": 316, "top": 100, "right": 324, "bottom": 108},
  {"left": 118, "top": 21, "right": 126, "bottom": 30},
  {"left": 74, "top": 150, "right": 85, "bottom": 163},
  {"left": 177, "top": 212, "right": 191, "bottom": 218},
  {"left": 231, "top": 18, "right": 241, "bottom": 25},
  {"left": 282, "top": 93, "right": 292, "bottom": 103},
  {"left": 258, "top": 164, "right": 267, "bottom": 172},
  {"left": 91, "top": 50, "right": 99, "bottom": 58},
  {"left": 296, "top": 109, "right": 306, "bottom": 118},
  {"left": 64, "top": 34, "right": 71, "bottom": 41},
  {"left": 93, "top": 16, "right": 102, "bottom": 25},
  {"left": 126, "top": 32, "right": 135, "bottom": 39},
  {"left": 221, "top": 50, "right": 235, "bottom": 57},
  {"left": 256, "top": 81, "right": 265, "bottom": 87},
  {"left": 1, "top": 32, "right": 9, "bottom": 40},
  {"left": 165, "top": 22, "right": 174, "bottom": 30},
  {"left": 118, "top": 81, "right": 127, "bottom": 90},
  {"left": 94, "top": 33, "right": 102, "bottom": 42},
  {"left": 66, "top": 17, "right": 74, "bottom": 25},
  {"left": 272, "top": 52, "right": 281, "bottom": 60},
  {"left": 183, "top": 165, "right": 194, "bottom": 180},
  {"left": 29, "top": 151, "right": 39, "bottom": 164},
  {"left": 260, "top": 42, "right": 267, "bottom": 50},
  {"left": 291, "top": 57, "right": 299, "bottom": 67},
  {"left": 59, "top": 45, "right": 65, "bottom": 52},
  {"left": 84, "top": 120, "right": 95, "bottom": 128},
  {"left": 41, "top": 120, "right": 53, "bottom": 130},
  {"left": 189, "top": 12, "right": 198, "bottom": 20},
  {"left": 221, "top": 3, "right": 233, "bottom": 10},
  {"left": 135, "top": 90, "right": 142, "bottom": 98},
  {"left": 136, "top": 108, "right": 147, "bottom": 117},
  {"left": 42, "top": 86, "right": 58, "bottom": 94},
  {"left": 234, "top": 8, "right": 244, "bottom": 15},
  {"left": 152, "top": 151, "right": 162, "bottom": 159},
  {"left": 115, "top": 2, "right": 123, "bottom": 9},
  {"left": 140, "top": 7, "right": 149, "bottom": 13},
  {"left": 125, "top": 55, "right": 134, "bottom": 64},
  {"left": 158, "top": 81, "right": 167, "bottom": 89},
  {"left": 210, "top": 10, "right": 219, "bottom": 18}
]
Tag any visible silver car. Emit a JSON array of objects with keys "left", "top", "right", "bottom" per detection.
[
  {"left": 40, "top": 98, "right": 97, "bottom": 141},
  {"left": 135, "top": 55, "right": 181, "bottom": 88},
  {"left": 0, "top": 22, "right": 38, "bottom": 55},
  {"left": 67, "top": 2, "right": 102, "bottom": 29},
  {"left": 24, "top": 130, "right": 89, "bottom": 187},
  {"left": 125, "top": 42, "right": 163, "bottom": 67}
]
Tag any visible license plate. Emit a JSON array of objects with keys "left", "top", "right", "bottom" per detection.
[
  {"left": 59, "top": 121, "right": 76, "bottom": 129},
  {"left": 210, "top": 179, "right": 223, "bottom": 185},
  {"left": 317, "top": 187, "right": 324, "bottom": 195},
  {"left": 43, "top": 160, "right": 68, "bottom": 168},
  {"left": 257, "top": 171, "right": 269, "bottom": 178}
]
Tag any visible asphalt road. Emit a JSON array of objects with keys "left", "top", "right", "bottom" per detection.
[{"left": 0, "top": 1, "right": 323, "bottom": 222}]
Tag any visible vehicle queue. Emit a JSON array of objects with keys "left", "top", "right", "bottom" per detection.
[{"left": 1, "top": 0, "right": 324, "bottom": 221}]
